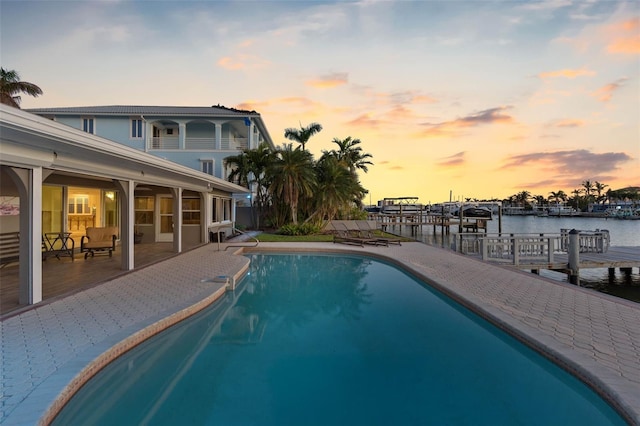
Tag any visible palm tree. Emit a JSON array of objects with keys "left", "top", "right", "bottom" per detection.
[
  {"left": 582, "top": 180, "right": 594, "bottom": 199},
  {"left": 0, "top": 68, "right": 43, "bottom": 108},
  {"left": 326, "top": 136, "right": 373, "bottom": 173},
  {"left": 268, "top": 144, "right": 316, "bottom": 224},
  {"left": 283, "top": 122, "right": 323, "bottom": 151},
  {"left": 515, "top": 190, "right": 531, "bottom": 208},
  {"left": 594, "top": 181, "right": 608, "bottom": 205},
  {"left": 548, "top": 190, "right": 567, "bottom": 205},
  {"left": 224, "top": 152, "right": 252, "bottom": 187},
  {"left": 244, "top": 143, "right": 274, "bottom": 228}
]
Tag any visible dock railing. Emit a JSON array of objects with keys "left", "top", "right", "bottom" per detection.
[{"left": 458, "top": 229, "right": 609, "bottom": 265}]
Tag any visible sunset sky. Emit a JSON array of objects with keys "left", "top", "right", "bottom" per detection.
[{"left": 2, "top": 0, "right": 638, "bottom": 204}]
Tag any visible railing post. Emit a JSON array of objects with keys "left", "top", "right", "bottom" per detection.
[
  {"left": 481, "top": 238, "right": 487, "bottom": 260},
  {"left": 513, "top": 238, "right": 520, "bottom": 265},
  {"left": 568, "top": 229, "right": 580, "bottom": 285}
]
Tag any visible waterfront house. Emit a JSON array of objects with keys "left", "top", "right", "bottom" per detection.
[
  {"left": 1, "top": 105, "right": 250, "bottom": 308},
  {"left": 24, "top": 105, "right": 275, "bottom": 182}
]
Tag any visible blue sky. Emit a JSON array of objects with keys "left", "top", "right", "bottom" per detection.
[{"left": 2, "top": 0, "right": 638, "bottom": 203}]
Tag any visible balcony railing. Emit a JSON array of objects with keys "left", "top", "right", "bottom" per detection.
[{"left": 151, "top": 137, "right": 248, "bottom": 151}]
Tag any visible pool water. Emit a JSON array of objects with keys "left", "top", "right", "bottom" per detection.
[{"left": 53, "top": 253, "right": 625, "bottom": 425}]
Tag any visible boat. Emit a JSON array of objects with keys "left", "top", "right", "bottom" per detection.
[
  {"left": 379, "top": 197, "right": 424, "bottom": 215},
  {"left": 547, "top": 205, "right": 577, "bottom": 216},
  {"left": 458, "top": 206, "right": 492, "bottom": 218}
]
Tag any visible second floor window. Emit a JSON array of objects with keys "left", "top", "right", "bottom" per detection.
[
  {"left": 82, "top": 117, "right": 95, "bottom": 134},
  {"left": 201, "top": 160, "right": 214, "bottom": 176},
  {"left": 131, "top": 119, "right": 143, "bottom": 138}
]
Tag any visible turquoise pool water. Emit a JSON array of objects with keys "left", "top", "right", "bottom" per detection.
[{"left": 53, "top": 253, "right": 625, "bottom": 425}]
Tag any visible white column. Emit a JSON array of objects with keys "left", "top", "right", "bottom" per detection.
[
  {"left": 202, "top": 191, "right": 211, "bottom": 243},
  {"left": 8, "top": 166, "right": 43, "bottom": 304},
  {"left": 171, "top": 187, "right": 182, "bottom": 253},
  {"left": 248, "top": 122, "right": 254, "bottom": 149},
  {"left": 115, "top": 180, "right": 135, "bottom": 270},
  {"left": 179, "top": 122, "right": 186, "bottom": 149},
  {"left": 215, "top": 123, "right": 222, "bottom": 150}
]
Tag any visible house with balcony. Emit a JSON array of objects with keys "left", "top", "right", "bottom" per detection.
[
  {"left": 25, "top": 105, "right": 276, "bottom": 182},
  {"left": 1, "top": 105, "right": 253, "bottom": 310}
]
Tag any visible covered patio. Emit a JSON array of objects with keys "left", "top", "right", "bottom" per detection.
[
  {"left": 0, "top": 242, "right": 188, "bottom": 316},
  {"left": 0, "top": 105, "right": 247, "bottom": 314}
]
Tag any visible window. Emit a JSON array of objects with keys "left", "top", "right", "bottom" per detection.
[
  {"left": 223, "top": 199, "right": 231, "bottom": 221},
  {"left": 182, "top": 197, "right": 201, "bottom": 225},
  {"left": 82, "top": 117, "right": 95, "bottom": 134},
  {"left": 131, "top": 118, "right": 143, "bottom": 138},
  {"left": 68, "top": 195, "right": 90, "bottom": 214},
  {"left": 134, "top": 196, "right": 154, "bottom": 225},
  {"left": 201, "top": 160, "right": 214, "bottom": 175},
  {"left": 212, "top": 197, "right": 232, "bottom": 222}
]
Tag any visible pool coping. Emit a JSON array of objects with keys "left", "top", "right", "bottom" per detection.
[{"left": 1, "top": 242, "right": 638, "bottom": 425}]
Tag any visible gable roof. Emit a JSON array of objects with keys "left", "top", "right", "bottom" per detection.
[{"left": 25, "top": 105, "right": 257, "bottom": 117}]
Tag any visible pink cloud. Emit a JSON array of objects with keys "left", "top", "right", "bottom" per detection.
[
  {"left": 305, "top": 72, "right": 348, "bottom": 89},
  {"left": 538, "top": 68, "right": 596, "bottom": 79}
]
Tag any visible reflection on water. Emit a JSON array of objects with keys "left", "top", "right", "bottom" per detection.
[
  {"left": 53, "top": 254, "right": 625, "bottom": 426},
  {"left": 395, "top": 215, "right": 640, "bottom": 303}
]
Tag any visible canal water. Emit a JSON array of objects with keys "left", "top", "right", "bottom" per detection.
[{"left": 395, "top": 215, "right": 640, "bottom": 302}]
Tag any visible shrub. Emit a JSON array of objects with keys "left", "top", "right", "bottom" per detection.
[{"left": 278, "top": 222, "right": 322, "bottom": 236}]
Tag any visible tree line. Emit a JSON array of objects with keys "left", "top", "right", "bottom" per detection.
[
  {"left": 502, "top": 180, "right": 639, "bottom": 212},
  {"left": 225, "top": 123, "right": 374, "bottom": 232}
]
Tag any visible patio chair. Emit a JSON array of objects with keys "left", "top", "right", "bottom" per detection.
[
  {"left": 332, "top": 221, "right": 387, "bottom": 247},
  {"left": 355, "top": 220, "right": 402, "bottom": 246},
  {"left": 81, "top": 226, "right": 118, "bottom": 259}
]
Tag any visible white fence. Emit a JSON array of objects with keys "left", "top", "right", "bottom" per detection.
[{"left": 458, "top": 229, "right": 609, "bottom": 265}]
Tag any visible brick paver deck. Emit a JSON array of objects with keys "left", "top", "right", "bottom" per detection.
[{"left": 1, "top": 242, "right": 639, "bottom": 425}]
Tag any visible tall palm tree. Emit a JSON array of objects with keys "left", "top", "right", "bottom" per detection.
[
  {"left": 582, "top": 180, "right": 594, "bottom": 198},
  {"left": 224, "top": 152, "right": 251, "bottom": 187},
  {"left": 0, "top": 68, "right": 43, "bottom": 108},
  {"left": 594, "top": 181, "right": 608, "bottom": 204},
  {"left": 283, "top": 122, "right": 323, "bottom": 151},
  {"left": 312, "top": 155, "right": 366, "bottom": 221},
  {"left": 548, "top": 190, "right": 567, "bottom": 204},
  {"left": 244, "top": 143, "right": 274, "bottom": 228},
  {"left": 326, "top": 136, "right": 373, "bottom": 173},
  {"left": 515, "top": 190, "right": 531, "bottom": 208},
  {"left": 268, "top": 144, "right": 316, "bottom": 224}
]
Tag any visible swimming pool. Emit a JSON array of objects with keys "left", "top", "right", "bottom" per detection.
[{"left": 53, "top": 253, "right": 625, "bottom": 425}]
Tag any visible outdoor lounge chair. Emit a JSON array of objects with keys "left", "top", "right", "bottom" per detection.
[
  {"left": 355, "top": 220, "right": 402, "bottom": 246},
  {"left": 332, "top": 221, "right": 388, "bottom": 247}
]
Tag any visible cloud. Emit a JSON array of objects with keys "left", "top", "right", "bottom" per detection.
[
  {"left": 305, "top": 72, "right": 349, "bottom": 89},
  {"left": 217, "top": 54, "right": 270, "bottom": 70},
  {"left": 538, "top": 68, "right": 596, "bottom": 79},
  {"left": 501, "top": 149, "right": 632, "bottom": 177},
  {"left": 437, "top": 151, "right": 466, "bottom": 167},
  {"left": 417, "top": 107, "right": 515, "bottom": 139},
  {"left": 346, "top": 113, "right": 384, "bottom": 129},
  {"left": 549, "top": 119, "right": 585, "bottom": 128},
  {"left": 592, "top": 77, "right": 628, "bottom": 102},
  {"left": 605, "top": 17, "right": 640, "bottom": 55}
]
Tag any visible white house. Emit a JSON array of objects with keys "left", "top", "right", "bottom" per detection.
[{"left": 0, "top": 105, "right": 250, "bottom": 307}]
